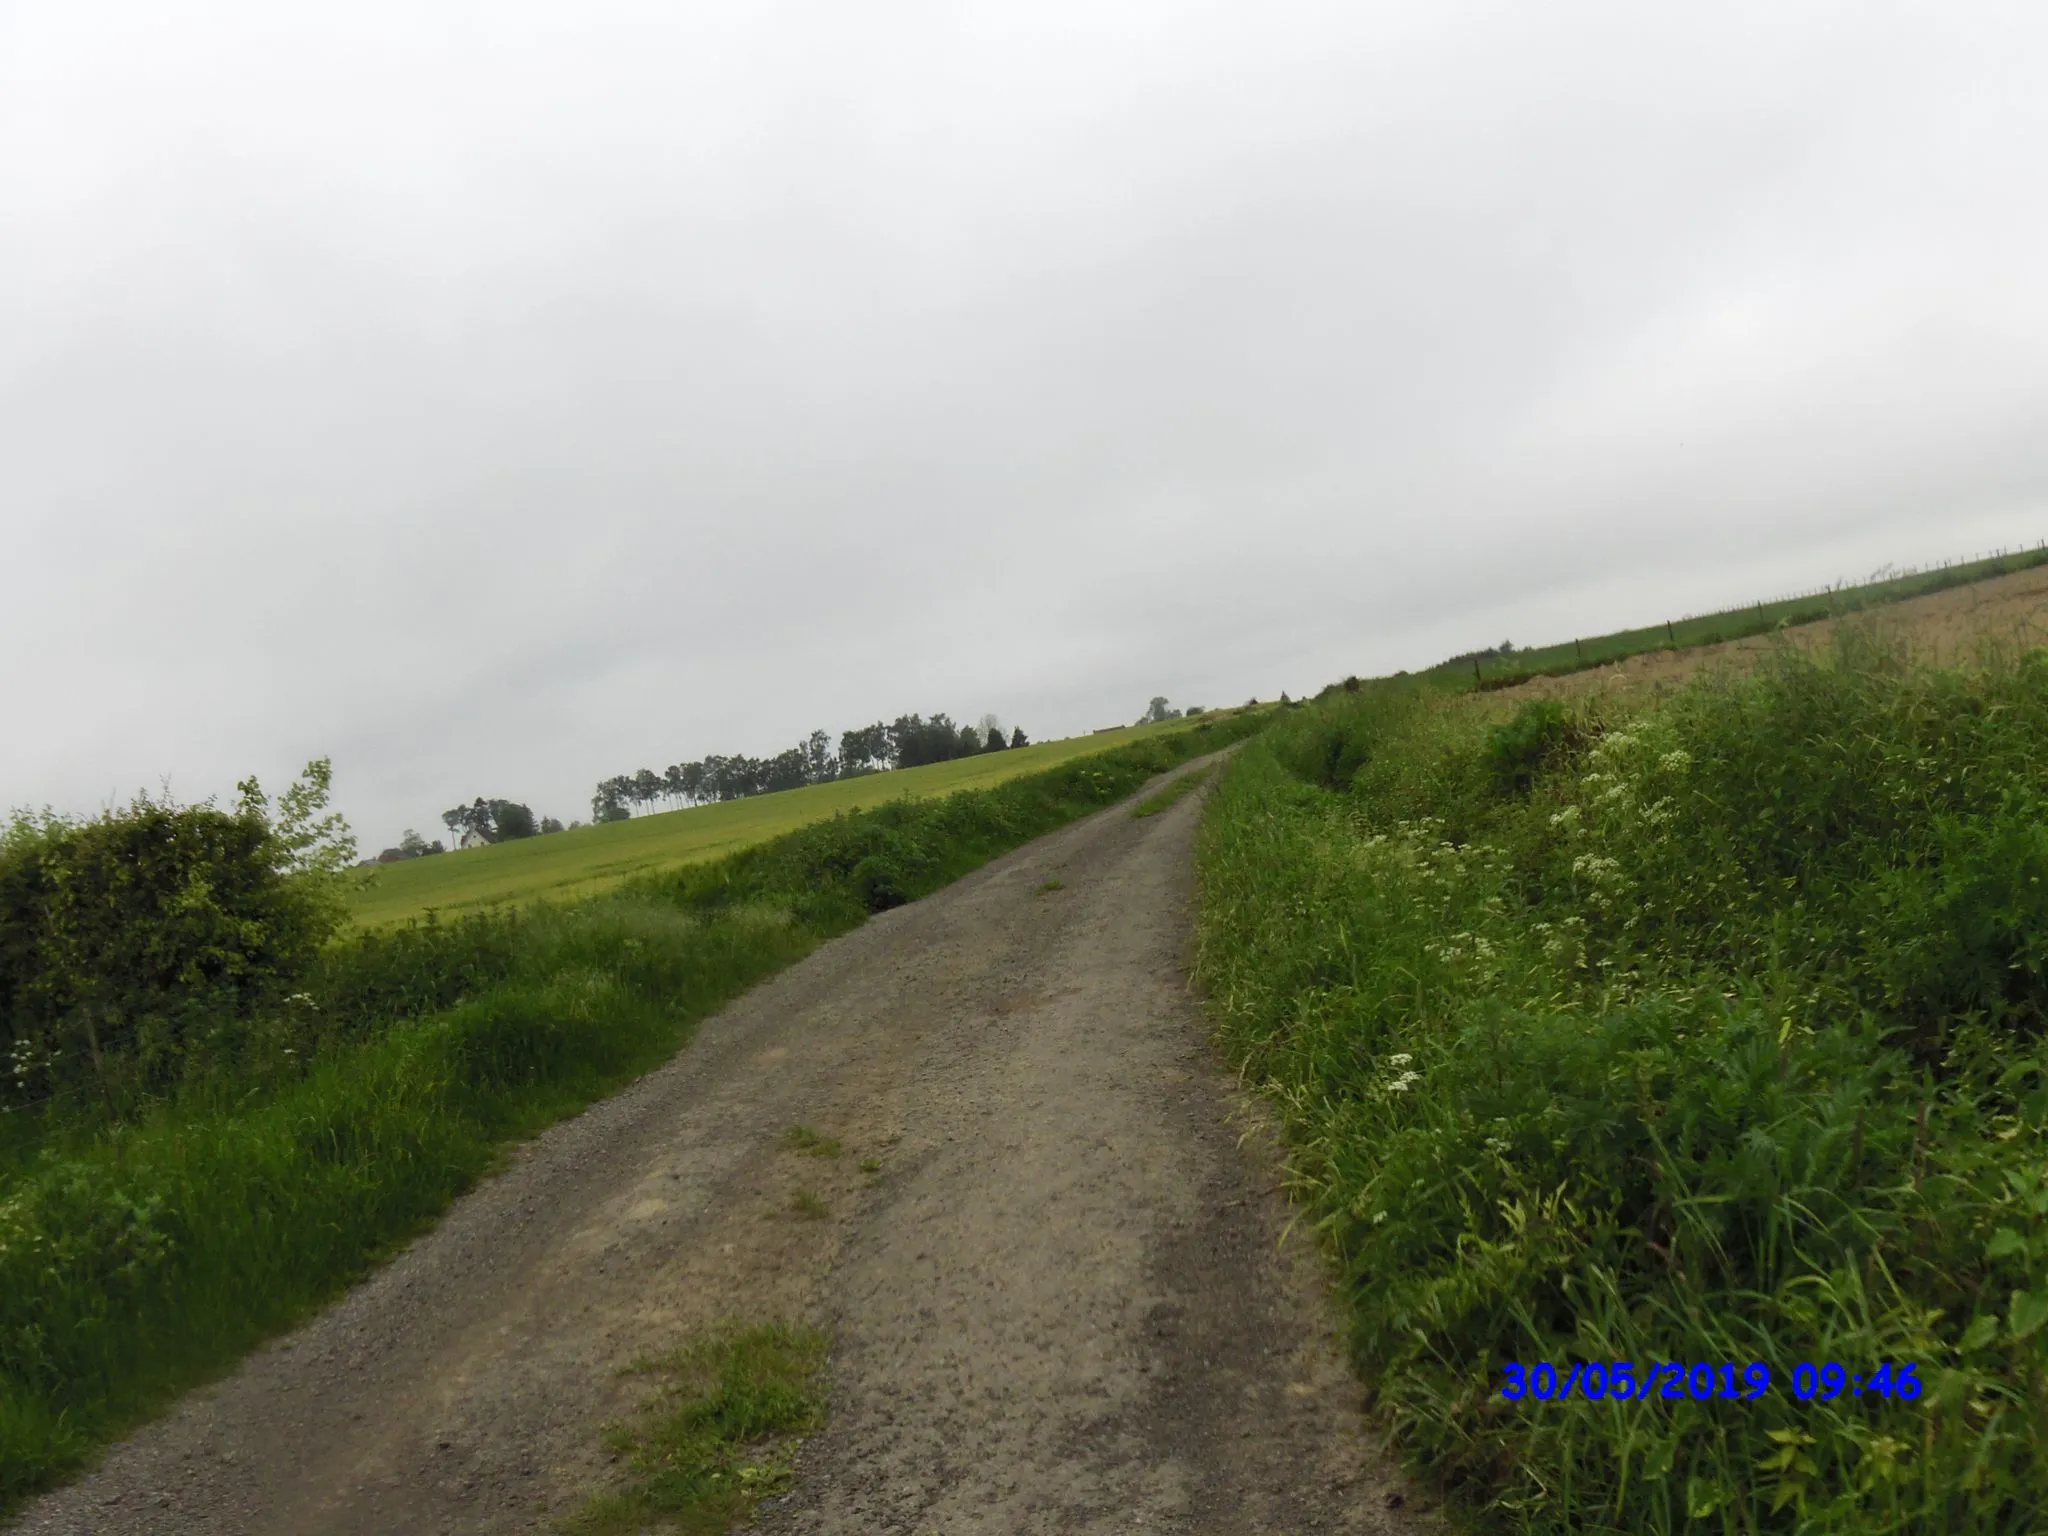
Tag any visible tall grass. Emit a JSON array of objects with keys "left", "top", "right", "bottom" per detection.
[
  {"left": 0, "top": 718, "right": 1256, "bottom": 1512},
  {"left": 1196, "top": 632, "right": 2047, "bottom": 1532}
]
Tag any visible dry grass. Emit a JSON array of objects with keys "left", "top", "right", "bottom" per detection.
[{"left": 1499, "top": 564, "right": 2048, "bottom": 705}]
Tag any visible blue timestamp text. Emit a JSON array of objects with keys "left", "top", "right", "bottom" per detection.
[{"left": 1501, "top": 1361, "right": 1924, "bottom": 1403}]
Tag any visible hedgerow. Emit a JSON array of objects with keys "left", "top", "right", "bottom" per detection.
[{"left": 1197, "top": 633, "right": 2047, "bottom": 1532}]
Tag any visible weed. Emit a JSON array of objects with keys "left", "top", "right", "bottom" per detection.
[
  {"left": 787, "top": 1190, "right": 828, "bottom": 1221},
  {"left": 858, "top": 1157, "right": 881, "bottom": 1175},
  {"left": 1036, "top": 879, "right": 1065, "bottom": 893},
  {"left": 782, "top": 1126, "right": 841, "bottom": 1159},
  {"left": 560, "top": 1321, "right": 826, "bottom": 1535}
]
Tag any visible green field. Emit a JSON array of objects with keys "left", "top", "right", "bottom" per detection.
[{"left": 347, "top": 718, "right": 1227, "bottom": 927}]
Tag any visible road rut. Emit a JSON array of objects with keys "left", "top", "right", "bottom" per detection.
[{"left": 17, "top": 759, "right": 1427, "bottom": 1535}]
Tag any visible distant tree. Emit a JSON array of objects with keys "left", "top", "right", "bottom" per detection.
[
  {"left": 443, "top": 799, "right": 486, "bottom": 844},
  {"left": 676, "top": 762, "right": 708, "bottom": 804},
  {"left": 1279, "top": 691, "right": 1292, "bottom": 706},
  {"left": 630, "top": 768, "right": 663, "bottom": 815},
  {"left": 984, "top": 727, "right": 1007, "bottom": 751},
  {"left": 1009, "top": 726, "right": 1028, "bottom": 749},
  {"left": 840, "top": 722, "right": 890, "bottom": 774},
  {"left": 540, "top": 816, "right": 564, "bottom": 835},
  {"left": 891, "top": 714, "right": 967, "bottom": 769},
  {"left": 763, "top": 747, "right": 809, "bottom": 794},
  {"left": 1184, "top": 704, "right": 1205, "bottom": 715},
  {"left": 956, "top": 723, "right": 984, "bottom": 758},
  {"left": 663, "top": 764, "right": 687, "bottom": 808},
  {"left": 1139, "top": 696, "right": 1181, "bottom": 725},
  {"left": 591, "top": 778, "right": 631, "bottom": 823},
  {"left": 491, "top": 801, "right": 538, "bottom": 840},
  {"left": 886, "top": 714, "right": 924, "bottom": 768},
  {"left": 399, "top": 828, "right": 432, "bottom": 857},
  {"left": 439, "top": 797, "right": 536, "bottom": 844},
  {"left": 802, "top": 729, "right": 837, "bottom": 784}
]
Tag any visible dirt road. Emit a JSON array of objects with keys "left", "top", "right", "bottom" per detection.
[{"left": 16, "top": 759, "right": 1426, "bottom": 1535}]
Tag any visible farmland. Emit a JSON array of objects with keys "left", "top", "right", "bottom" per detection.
[
  {"left": 1436, "top": 543, "right": 2048, "bottom": 693},
  {"left": 347, "top": 717, "right": 1225, "bottom": 928}
]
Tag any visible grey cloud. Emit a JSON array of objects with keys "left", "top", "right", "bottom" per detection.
[{"left": 6, "top": 1, "right": 2048, "bottom": 845}]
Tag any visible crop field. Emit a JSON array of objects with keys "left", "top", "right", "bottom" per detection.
[
  {"left": 347, "top": 717, "right": 1230, "bottom": 928},
  {"left": 1495, "top": 559, "right": 2048, "bottom": 706},
  {"left": 1433, "top": 543, "right": 2048, "bottom": 691}
]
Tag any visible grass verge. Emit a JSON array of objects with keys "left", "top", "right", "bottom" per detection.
[
  {"left": 0, "top": 715, "right": 1259, "bottom": 1514},
  {"left": 560, "top": 1321, "right": 827, "bottom": 1536},
  {"left": 1132, "top": 764, "right": 1214, "bottom": 818},
  {"left": 1196, "top": 630, "right": 2048, "bottom": 1532}
]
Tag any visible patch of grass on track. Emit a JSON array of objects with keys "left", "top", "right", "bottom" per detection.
[
  {"left": 347, "top": 719, "right": 1233, "bottom": 929},
  {"left": 782, "top": 1126, "right": 841, "bottom": 1159},
  {"left": 1197, "top": 629, "right": 2048, "bottom": 1533},
  {"left": 1131, "top": 764, "right": 1213, "bottom": 818},
  {"left": 560, "top": 1321, "right": 827, "bottom": 1536}
]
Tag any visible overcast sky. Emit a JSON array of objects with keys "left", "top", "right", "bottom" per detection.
[{"left": 6, "top": 2, "right": 2048, "bottom": 847}]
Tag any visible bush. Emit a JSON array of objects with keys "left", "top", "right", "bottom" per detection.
[{"left": 1, "top": 793, "right": 343, "bottom": 1108}]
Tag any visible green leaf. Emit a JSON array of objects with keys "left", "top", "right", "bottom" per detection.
[
  {"left": 2008, "top": 1288, "right": 2048, "bottom": 1341},
  {"left": 1985, "top": 1227, "right": 2027, "bottom": 1260},
  {"left": 1686, "top": 1475, "right": 1724, "bottom": 1519},
  {"left": 1959, "top": 1314, "right": 2000, "bottom": 1353}
]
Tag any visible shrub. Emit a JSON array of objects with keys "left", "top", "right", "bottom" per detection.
[{"left": 1, "top": 789, "right": 344, "bottom": 1108}]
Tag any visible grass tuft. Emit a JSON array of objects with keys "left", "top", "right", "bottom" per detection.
[
  {"left": 781, "top": 1126, "right": 841, "bottom": 1159},
  {"left": 786, "top": 1190, "right": 829, "bottom": 1221},
  {"left": 561, "top": 1321, "right": 826, "bottom": 1535}
]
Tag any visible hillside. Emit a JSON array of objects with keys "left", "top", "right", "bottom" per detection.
[{"left": 346, "top": 716, "right": 1233, "bottom": 927}]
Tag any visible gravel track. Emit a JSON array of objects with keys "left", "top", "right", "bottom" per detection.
[{"left": 15, "top": 757, "right": 1428, "bottom": 1535}]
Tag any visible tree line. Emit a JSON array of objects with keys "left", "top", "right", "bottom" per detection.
[{"left": 593, "top": 713, "right": 1029, "bottom": 821}]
